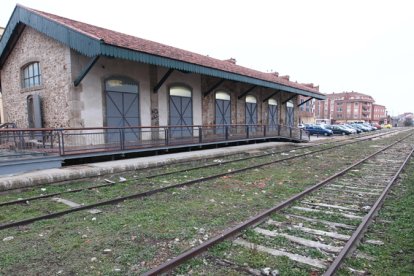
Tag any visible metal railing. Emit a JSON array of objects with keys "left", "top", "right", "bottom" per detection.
[{"left": 0, "top": 124, "right": 305, "bottom": 157}]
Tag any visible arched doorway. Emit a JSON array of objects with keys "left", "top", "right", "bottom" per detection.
[
  {"left": 286, "top": 100, "right": 294, "bottom": 127},
  {"left": 245, "top": 95, "right": 257, "bottom": 133},
  {"left": 215, "top": 91, "right": 231, "bottom": 134},
  {"left": 105, "top": 77, "right": 140, "bottom": 142},
  {"left": 268, "top": 98, "right": 278, "bottom": 132},
  {"left": 169, "top": 85, "right": 193, "bottom": 138}
]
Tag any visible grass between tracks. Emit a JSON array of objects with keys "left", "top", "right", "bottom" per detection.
[
  {"left": 338, "top": 158, "right": 414, "bottom": 275},
  {"left": 0, "top": 131, "right": 411, "bottom": 275}
]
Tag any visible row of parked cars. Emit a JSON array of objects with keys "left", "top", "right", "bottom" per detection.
[{"left": 300, "top": 122, "right": 391, "bottom": 136}]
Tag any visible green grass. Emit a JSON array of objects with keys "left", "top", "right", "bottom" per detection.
[{"left": 0, "top": 132, "right": 412, "bottom": 275}]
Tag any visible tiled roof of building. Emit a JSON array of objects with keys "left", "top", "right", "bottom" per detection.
[
  {"left": 25, "top": 6, "right": 322, "bottom": 96},
  {"left": 326, "top": 91, "right": 374, "bottom": 101}
]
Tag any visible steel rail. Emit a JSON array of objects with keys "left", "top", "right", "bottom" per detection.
[
  {"left": 323, "top": 146, "right": 414, "bottom": 276},
  {"left": 143, "top": 130, "right": 398, "bottom": 179},
  {"left": 0, "top": 182, "right": 116, "bottom": 207},
  {"left": 0, "top": 129, "right": 399, "bottom": 207},
  {"left": 0, "top": 131, "right": 408, "bottom": 230},
  {"left": 142, "top": 133, "right": 413, "bottom": 275}
]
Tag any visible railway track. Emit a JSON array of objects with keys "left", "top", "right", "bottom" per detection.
[
  {"left": 0, "top": 130, "right": 405, "bottom": 230},
  {"left": 142, "top": 132, "right": 414, "bottom": 275},
  {"left": 0, "top": 129, "right": 399, "bottom": 207}
]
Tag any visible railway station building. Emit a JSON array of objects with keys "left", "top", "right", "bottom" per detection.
[{"left": 0, "top": 5, "right": 324, "bottom": 147}]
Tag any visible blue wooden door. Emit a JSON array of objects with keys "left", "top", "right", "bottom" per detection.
[
  {"left": 169, "top": 87, "right": 193, "bottom": 138},
  {"left": 215, "top": 92, "right": 231, "bottom": 134},
  {"left": 268, "top": 101, "right": 278, "bottom": 132},
  {"left": 105, "top": 78, "right": 140, "bottom": 142},
  {"left": 286, "top": 101, "right": 294, "bottom": 127},
  {"left": 245, "top": 95, "right": 257, "bottom": 133}
]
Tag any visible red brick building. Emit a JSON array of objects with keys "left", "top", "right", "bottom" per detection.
[
  {"left": 314, "top": 92, "right": 387, "bottom": 123},
  {"left": 372, "top": 104, "right": 387, "bottom": 123}
]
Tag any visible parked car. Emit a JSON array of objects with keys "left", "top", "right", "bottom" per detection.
[
  {"left": 339, "top": 124, "right": 357, "bottom": 134},
  {"left": 382, "top": 124, "right": 392, "bottom": 129},
  {"left": 304, "top": 125, "right": 333, "bottom": 136},
  {"left": 343, "top": 124, "right": 362, "bottom": 134},
  {"left": 325, "top": 124, "right": 354, "bottom": 135},
  {"left": 351, "top": 123, "right": 371, "bottom": 132},
  {"left": 362, "top": 123, "right": 377, "bottom": 130},
  {"left": 371, "top": 123, "right": 382, "bottom": 129}
]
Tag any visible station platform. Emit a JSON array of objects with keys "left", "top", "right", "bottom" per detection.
[{"left": 0, "top": 141, "right": 302, "bottom": 192}]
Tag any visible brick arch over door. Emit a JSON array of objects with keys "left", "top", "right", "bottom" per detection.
[{"left": 104, "top": 77, "right": 140, "bottom": 142}]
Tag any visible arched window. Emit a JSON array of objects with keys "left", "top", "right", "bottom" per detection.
[
  {"left": 268, "top": 98, "right": 278, "bottom": 131},
  {"left": 215, "top": 91, "right": 231, "bottom": 134},
  {"left": 169, "top": 85, "right": 193, "bottom": 138},
  {"left": 286, "top": 100, "right": 294, "bottom": 127},
  {"left": 22, "top": 62, "right": 41, "bottom": 88}
]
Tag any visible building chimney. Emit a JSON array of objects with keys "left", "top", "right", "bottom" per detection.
[
  {"left": 224, "top": 58, "right": 237, "bottom": 64},
  {"left": 280, "top": 75, "right": 290, "bottom": 81},
  {"left": 301, "top": 83, "right": 314, "bottom": 88}
]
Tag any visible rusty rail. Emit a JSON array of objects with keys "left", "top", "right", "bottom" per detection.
[
  {"left": 323, "top": 146, "right": 414, "bottom": 275},
  {"left": 142, "top": 132, "right": 413, "bottom": 275}
]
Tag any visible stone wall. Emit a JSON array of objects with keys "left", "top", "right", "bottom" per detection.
[{"left": 1, "top": 27, "right": 71, "bottom": 128}]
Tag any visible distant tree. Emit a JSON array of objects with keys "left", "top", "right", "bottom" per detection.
[{"left": 403, "top": 117, "right": 413, "bottom": 126}]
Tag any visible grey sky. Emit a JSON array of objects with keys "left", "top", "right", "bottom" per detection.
[{"left": 1, "top": 0, "right": 413, "bottom": 116}]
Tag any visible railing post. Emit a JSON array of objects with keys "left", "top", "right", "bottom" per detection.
[
  {"left": 58, "top": 129, "right": 64, "bottom": 155},
  {"left": 165, "top": 128, "right": 169, "bottom": 145},
  {"left": 120, "top": 129, "right": 125, "bottom": 150},
  {"left": 246, "top": 125, "right": 250, "bottom": 139},
  {"left": 263, "top": 125, "right": 267, "bottom": 137},
  {"left": 289, "top": 127, "right": 292, "bottom": 138},
  {"left": 277, "top": 124, "right": 281, "bottom": 136},
  {"left": 225, "top": 126, "right": 229, "bottom": 140},
  {"left": 300, "top": 129, "right": 303, "bottom": 140},
  {"left": 18, "top": 130, "right": 25, "bottom": 150},
  {"left": 49, "top": 131, "right": 53, "bottom": 149},
  {"left": 198, "top": 127, "right": 203, "bottom": 144}
]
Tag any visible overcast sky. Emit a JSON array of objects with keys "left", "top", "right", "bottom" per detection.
[{"left": 1, "top": 0, "right": 413, "bottom": 116}]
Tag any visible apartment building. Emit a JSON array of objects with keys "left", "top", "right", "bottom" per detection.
[{"left": 315, "top": 91, "right": 387, "bottom": 123}]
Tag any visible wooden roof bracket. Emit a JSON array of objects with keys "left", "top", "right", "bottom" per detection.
[
  {"left": 153, "top": 68, "right": 174, "bottom": 93},
  {"left": 203, "top": 79, "right": 225, "bottom": 97},
  {"left": 238, "top": 85, "right": 257, "bottom": 99},
  {"left": 297, "top": 97, "right": 314, "bottom": 107},
  {"left": 74, "top": 55, "right": 100, "bottom": 87},
  {"left": 262, "top": 90, "right": 281, "bottom": 102},
  {"left": 282, "top": 94, "right": 297, "bottom": 104}
]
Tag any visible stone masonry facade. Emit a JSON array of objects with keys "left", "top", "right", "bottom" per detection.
[{"left": 1, "top": 27, "right": 72, "bottom": 128}]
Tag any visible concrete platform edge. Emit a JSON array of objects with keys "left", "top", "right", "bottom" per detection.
[{"left": 0, "top": 142, "right": 297, "bottom": 191}]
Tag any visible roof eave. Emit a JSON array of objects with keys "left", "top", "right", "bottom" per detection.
[
  {"left": 100, "top": 44, "right": 325, "bottom": 100},
  {"left": 0, "top": 5, "right": 326, "bottom": 100}
]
